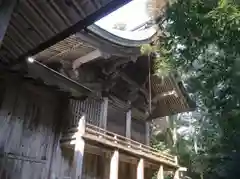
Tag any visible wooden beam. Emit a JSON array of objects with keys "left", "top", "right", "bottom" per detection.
[
  {"left": 27, "top": 60, "right": 92, "bottom": 95},
  {"left": 0, "top": 0, "right": 17, "bottom": 47},
  {"left": 72, "top": 115, "right": 86, "bottom": 179},
  {"left": 110, "top": 150, "right": 119, "bottom": 179},
  {"left": 72, "top": 50, "right": 109, "bottom": 70},
  {"left": 137, "top": 158, "right": 144, "bottom": 179}
]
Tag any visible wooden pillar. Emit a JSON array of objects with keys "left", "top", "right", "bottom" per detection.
[
  {"left": 174, "top": 169, "right": 180, "bottom": 179},
  {"left": 174, "top": 157, "right": 180, "bottom": 179},
  {"left": 0, "top": 0, "right": 17, "bottom": 46},
  {"left": 109, "top": 150, "right": 119, "bottom": 179},
  {"left": 72, "top": 115, "right": 86, "bottom": 179},
  {"left": 100, "top": 97, "right": 108, "bottom": 129},
  {"left": 157, "top": 165, "right": 164, "bottom": 179},
  {"left": 145, "top": 122, "right": 150, "bottom": 145},
  {"left": 126, "top": 108, "right": 131, "bottom": 138},
  {"left": 137, "top": 158, "right": 144, "bottom": 179}
]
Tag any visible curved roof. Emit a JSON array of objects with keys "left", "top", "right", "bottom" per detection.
[{"left": 88, "top": 0, "right": 157, "bottom": 45}]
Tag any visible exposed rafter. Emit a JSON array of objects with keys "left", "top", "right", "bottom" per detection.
[{"left": 15, "top": 0, "right": 131, "bottom": 64}]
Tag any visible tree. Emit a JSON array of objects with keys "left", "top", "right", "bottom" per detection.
[{"left": 148, "top": 0, "right": 240, "bottom": 178}]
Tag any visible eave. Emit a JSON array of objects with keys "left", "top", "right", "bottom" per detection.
[{"left": 0, "top": 0, "right": 131, "bottom": 65}]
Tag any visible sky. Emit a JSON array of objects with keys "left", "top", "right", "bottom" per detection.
[{"left": 94, "top": 0, "right": 156, "bottom": 41}]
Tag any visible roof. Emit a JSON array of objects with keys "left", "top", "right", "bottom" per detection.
[
  {"left": 0, "top": 0, "right": 130, "bottom": 65},
  {"left": 33, "top": 29, "right": 141, "bottom": 65},
  {"left": 149, "top": 75, "right": 195, "bottom": 119},
  {"left": 0, "top": 0, "right": 194, "bottom": 120}
]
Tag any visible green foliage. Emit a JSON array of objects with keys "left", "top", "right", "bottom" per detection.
[
  {"left": 151, "top": 134, "right": 169, "bottom": 152},
  {"left": 150, "top": 0, "right": 240, "bottom": 178},
  {"left": 141, "top": 44, "right": 172, "bottom": 76}
]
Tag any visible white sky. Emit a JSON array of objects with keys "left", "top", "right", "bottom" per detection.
[{"left": 94, "top": 0, "right": 156, "bottom": 41}]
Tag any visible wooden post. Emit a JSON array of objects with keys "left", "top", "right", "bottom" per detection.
[
  {"left": 109, "top": 150, "right": 119, "bottom": 179},
  {"left": 137, "top": 158, "right": 144, "bottom": 179},
  {"left": 126, "top": 108, "right": 131, "bottom": 138},
  {"left": 72, "top": 115, "right": 86, "bottom": 179},
  {"left": 100, "top": 97, "right": 108, "bottom": 129},
  {"left": 157, "top": 165, "right": 164, "bottom": 179},
  {"left": 0, "top": 0, "right": 17, "bottom": 46},
  {"left": 145, "top": 122, "right": 150, "bottom": 146},
  {"left": 174, "top": 169, "right": 180, "bottom": 179}
]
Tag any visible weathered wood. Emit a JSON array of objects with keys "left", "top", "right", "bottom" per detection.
[
  {"left": 109, "top": 150, "right": 119, "bottom": 179},
  {"left": 0, "top": 0, "right": 17, "bottom": 46},
  {"left": 0, "top": 82, "right": 61, "bottom": 179},
  {"left": 174, "top": 169, "right": 180, "bottom": 179},
  {"left": 130, "top": 163, "right": 137, "bottom": 179},
  {"left": 107, "top": 104, "right": 126, "bottom": 136},
  {"left": 62, "top": 123, "right": 177, "bottom": 167},
  {"left": 145, "top": 122, "right": 150, "bottom": 146},
  {"left": 137, "top": 158, "right": 144, "bottom": 179},
  {"left": 100, "top": 97, "right": 108, "bottom": 129},
  {"left": 131, "top": 118, "right": 146, "bottom": 144},
  {"left": 157, "top": 165, "right": 164, "bottom": 179},
  {"left": 72, "top": 115, "right": 86, "bottom": 179},
  {"left": 126, "top": 109, "right": 131, "bottom": 138},
  {"left": 69, "top": 98, "right": 102, "bottom": 127},
  {"left": 173, "top": 157, "right": 180, "bottom": 179},
  {"left": 73, "top": 50, "right": 106, "bottom": 70}
]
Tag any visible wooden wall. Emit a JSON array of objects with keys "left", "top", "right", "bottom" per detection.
[
  {"left": 68, "top": 98, "right": 102, "bottom": 127},
  {"left": 0, "top": 80, "right": 61, "bottom": 179},
  {"left": 0, "top": 79, "right": 79, "bottom": 179},
  {"left": 131, "top": 118, "right": 146, "bottom": 144},
  {"left": 0, "top": 78, "right": 151, "bottom": 179},
  {"left": 107, "top": 104, "right": 126, "bottom": 136}
]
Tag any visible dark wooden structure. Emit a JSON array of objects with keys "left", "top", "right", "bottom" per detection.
[{"left": 0, "top": 1, "right": 193, "bottom": 179}]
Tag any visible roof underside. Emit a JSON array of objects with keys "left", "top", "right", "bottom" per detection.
[
  {"left": 0, "top": 0, "right": 194, "bottom": 120},
  {"left": 0, "top": 0, "right": 130, "bottom": 65}
]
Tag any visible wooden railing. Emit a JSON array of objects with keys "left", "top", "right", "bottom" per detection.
[{"left": 61, "top": 122, "right": 178, "bottom": 166}]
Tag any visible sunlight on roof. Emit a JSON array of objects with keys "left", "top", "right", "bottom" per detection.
[{"left": 94, "top": 0, "right": 156, "bottom": 41}]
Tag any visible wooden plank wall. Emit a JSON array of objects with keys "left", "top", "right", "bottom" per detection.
[
  {"left": 68, "top": 98, "right": 102, "bottom": 127},
  {"left": 0, "top": 80, "right": 59, "bottom": 179},
  {"left": 107, "top": 104, "right": 126, "bottom": 136},
  {"left": 82, "top": 153, "right": 101, "bottom": 179},
  {"left": 0, "top": 79, "right": 149, "bottom": 179},
  {"left": 131, "top": 118, "right": 146, "bottom": 144},
  {"left": 0, "top": 79, "right": 77, "bottom": 179}
]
